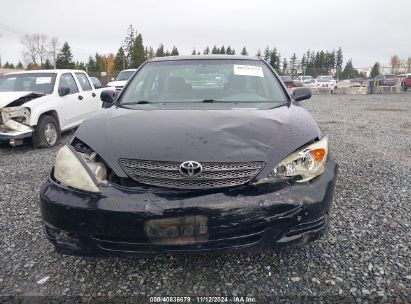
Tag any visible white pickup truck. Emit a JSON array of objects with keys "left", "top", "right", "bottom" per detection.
[{"left": 0, "top": 70, "right": 113, "bottom": 147}]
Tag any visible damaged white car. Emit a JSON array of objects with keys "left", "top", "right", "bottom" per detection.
[{"left": 0, "top": 70, "right": 111, "bottom": 147}]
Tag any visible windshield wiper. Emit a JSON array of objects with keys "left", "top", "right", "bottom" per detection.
[
  {"left": 121, "top": 100, "right": 153, "bottom": 105},
  {"left": 201, "top": 99, "right": 228, "bottom": 103}
]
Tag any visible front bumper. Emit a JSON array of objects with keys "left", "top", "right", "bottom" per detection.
[
  {"left": 0, "top": 128, "right": 33, "bottom": 140},
  {"left": 39, "top": 158, "right": 337, "bottom": 256}
]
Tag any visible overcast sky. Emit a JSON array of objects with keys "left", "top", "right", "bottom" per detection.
[{"left": 0, "top": 0, "right": 409, "bottom": 68}]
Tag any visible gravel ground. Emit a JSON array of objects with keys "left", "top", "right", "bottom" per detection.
[{"left": 0, "top": 94, "right": 410, "bottom": 303}]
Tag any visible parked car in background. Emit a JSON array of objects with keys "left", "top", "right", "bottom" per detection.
[
  {"left": 317, "top": 75, "right": 337, "bottom": 89},
  {"left": 351, "top": 78, "right": 365, "bottom": 87},
  {"left": 400, "top": 73, "right": 411, "bottom": 91},
  {"left": 372, "top": 74, "right": 397, "bottom": 86},
  {"left": 90, "top": 77, "right": 103, "bottom": 89},
  {"left": 40, "top": 55, "right": 337, "bottom": 256},
  {"left": 280, "top": 75, "right": 292, "bottom": 81},
  {"left": 305, "top": 79, "right": 335, "bottom": 93},
  {"left": 283, "top": 79, "right": 304, "bottom": 94},
  {"left": 296, "top": 75, "right": 313, "bottom": 84},
  {"left": 106, "top": 69, "right": 137, "bottom": 92},
  {"left": 0, "top": 70, "right": 113, "bottom": 147}
]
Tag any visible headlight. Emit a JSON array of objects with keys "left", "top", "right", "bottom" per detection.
[
  {"left": 262, "top": 137, "right": 328, "bottom": 183},
  {"left": 54, "top": 145, "right": 107, "bottom": 193}
]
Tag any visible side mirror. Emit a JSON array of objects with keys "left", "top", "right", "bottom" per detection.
[
  {"left": 58, "top": 86, "right": 70, "bottom": 97},
  {"left": 292, "top": 87, "right": 312, "bottom": 102},
  {"left": 100, "top": 89, "right": 116, "bottom": 108}
]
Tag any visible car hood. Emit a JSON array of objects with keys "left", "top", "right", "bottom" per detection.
[
  {"left": 106, "top": 80, "right": 127, "bottom": 87},
  {"left": 75, "top": 104, "right": 323, "bottom": 179},
  {"left": 0, "top": 91, "right": 44, "bottom": 109}
]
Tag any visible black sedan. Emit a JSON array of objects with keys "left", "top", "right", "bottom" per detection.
[{"left": 40, "top": 55, "right": 337, "bottom": 256}]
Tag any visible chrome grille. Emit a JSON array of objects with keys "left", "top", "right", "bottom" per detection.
[{"left": 118, "top": 159, "right": 265, "bottom": 189}]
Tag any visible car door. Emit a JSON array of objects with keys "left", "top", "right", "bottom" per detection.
[
  {"left": 74, "top": 72, "right": 102, "bottom": 117},
  {"left": 57, "top": 73, "right": 84, "bottom": 128}
]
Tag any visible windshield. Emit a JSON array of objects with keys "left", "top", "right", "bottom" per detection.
[
  {"left": 115, "top": 70, "right": 135, "bottom": 81},
  {"left": 0, "top": 73, "right": 56, "bottom": 94},
  {"left": 119, "top": 59, "right": 287, "bottom": 105}
]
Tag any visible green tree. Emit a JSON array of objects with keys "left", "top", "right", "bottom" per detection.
[
  {"left": 314, "top": 51, "right": 326, "bottom": 76},
  {"left": 129, "top": 33, "right": 145, "bottom": 68},
  {"left": 256, "top": 49, "right": 262, "bottom": 58},
  {"left": 325, "top": 50, "right": 336, "bottom": 74},
  {"left": 114, "top": 47, "right": 126, "bottom": 72},
  {"left": 336, "top": 47, "right": 343, "bottom": 78},
  {"left": 95, "top": 53, "right": 102, "bottom": 72},
  {"left": 340, "top": 59, "right": 358, "bottom": 79},
  {"left": 156, "top": 44, "right": 165, "bottom": 57},
  {"left": 263, "top": 47, "right": 271, "bottom": 61},
  {"left": 75, "top": 61, "right": 86, "bottom": 70},
  {"left": 282, "top": 57, "right": 288, "bottom": 75},
  {"left": 211, "top": 45, "right": 219, "bottom": 54},
  {"left": 226, "top": 46, "right": 235, "bottom": 55},
  {"left": 191, "top": 48, "right": 197, "bottom": 55},
  {"left": 240, "top": 47, "right": 248, "bottom": 56},
  {"left": 171, "top": 46, "right": 179, "bottom": 56},
  {"left": 220, "top": 46, "right": 226, "bottom": 54},
  {"left": 42, "top": 59, "right": 52, "bottom": 69},
  {"left": 370, "top": 62, "right": 380, "bottom": 79},
  {"left": 269, "top": 48, "right": 280, "bottom": 70},
  {"left": 55, "top": 42, "right": 74, "bottom": 69},
  {"left": 203, "top": 46, "right": 210, "bottom": 55},
  {"left": 147, "top": 47, "right": 155, "bottom": 59},
  {"left": 123, "top": 25, "right": 136, "bottom": 64},
  {"left": 87, "top": 56, "right": 97, "bottom": 72},
  {"left": 289, "top": 53, "right": 298, "bottom": 77},
  {"left": 16, "top": 61, "right": 24, "bottom": 69}
]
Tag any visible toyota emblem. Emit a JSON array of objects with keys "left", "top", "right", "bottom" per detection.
[{"left": 179, "top": 161, "right": 203, "bottom": 177}]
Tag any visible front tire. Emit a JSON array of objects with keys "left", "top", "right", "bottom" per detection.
[{"left": 32, "top": 115, "right": 60, "bottom": 148}]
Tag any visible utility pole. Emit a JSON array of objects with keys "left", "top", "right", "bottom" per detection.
[{"left": 50, "top": 37, "right": 59, "bottom": 69}]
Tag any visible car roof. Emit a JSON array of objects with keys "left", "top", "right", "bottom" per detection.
[
  {"left": 121, "top": 69, "right": 137, "bottom": 72},
  {"left": 149, "top": 55, "right": 261, "bottom": 62},
  {"left": 4, "top": 69, "right": 87, "bottom": 75}
]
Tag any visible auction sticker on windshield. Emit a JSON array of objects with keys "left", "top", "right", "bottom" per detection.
[
  {"left": 234, "top": 64, "right": 264, "bottom": 77},
  {"left": 36, "top": 77, "right": 52, "bottom": 84}
]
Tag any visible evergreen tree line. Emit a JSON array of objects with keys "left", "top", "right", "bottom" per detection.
[{"left": 14, "top": 26, "right": 410, "bottom": 80}]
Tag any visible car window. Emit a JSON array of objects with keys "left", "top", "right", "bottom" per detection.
[
  {"left": 116, "top": 70, "right": 135, "bottom": 81},
  {"left": 0, "top": 73, "right": 56, "bottom": 94},
  {"left": 59, "top": 73, "right": 79, "bottom": 94},
  {"left": 120, "top": 59, "right": 287, "bottom": 105},
  {"left": 90, "top": 77, "right": 102, "bottom": 88},
  {"left": 75, "top": 73, "right": 92, "bottom": 91}
]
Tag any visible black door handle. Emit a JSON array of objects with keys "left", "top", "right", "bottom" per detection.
[
  {"left": 92, "top": 92, "right": 96, "bottom": 97},
  {"left": 78, "top": 95, "right": 83, "bottom": 100}
]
